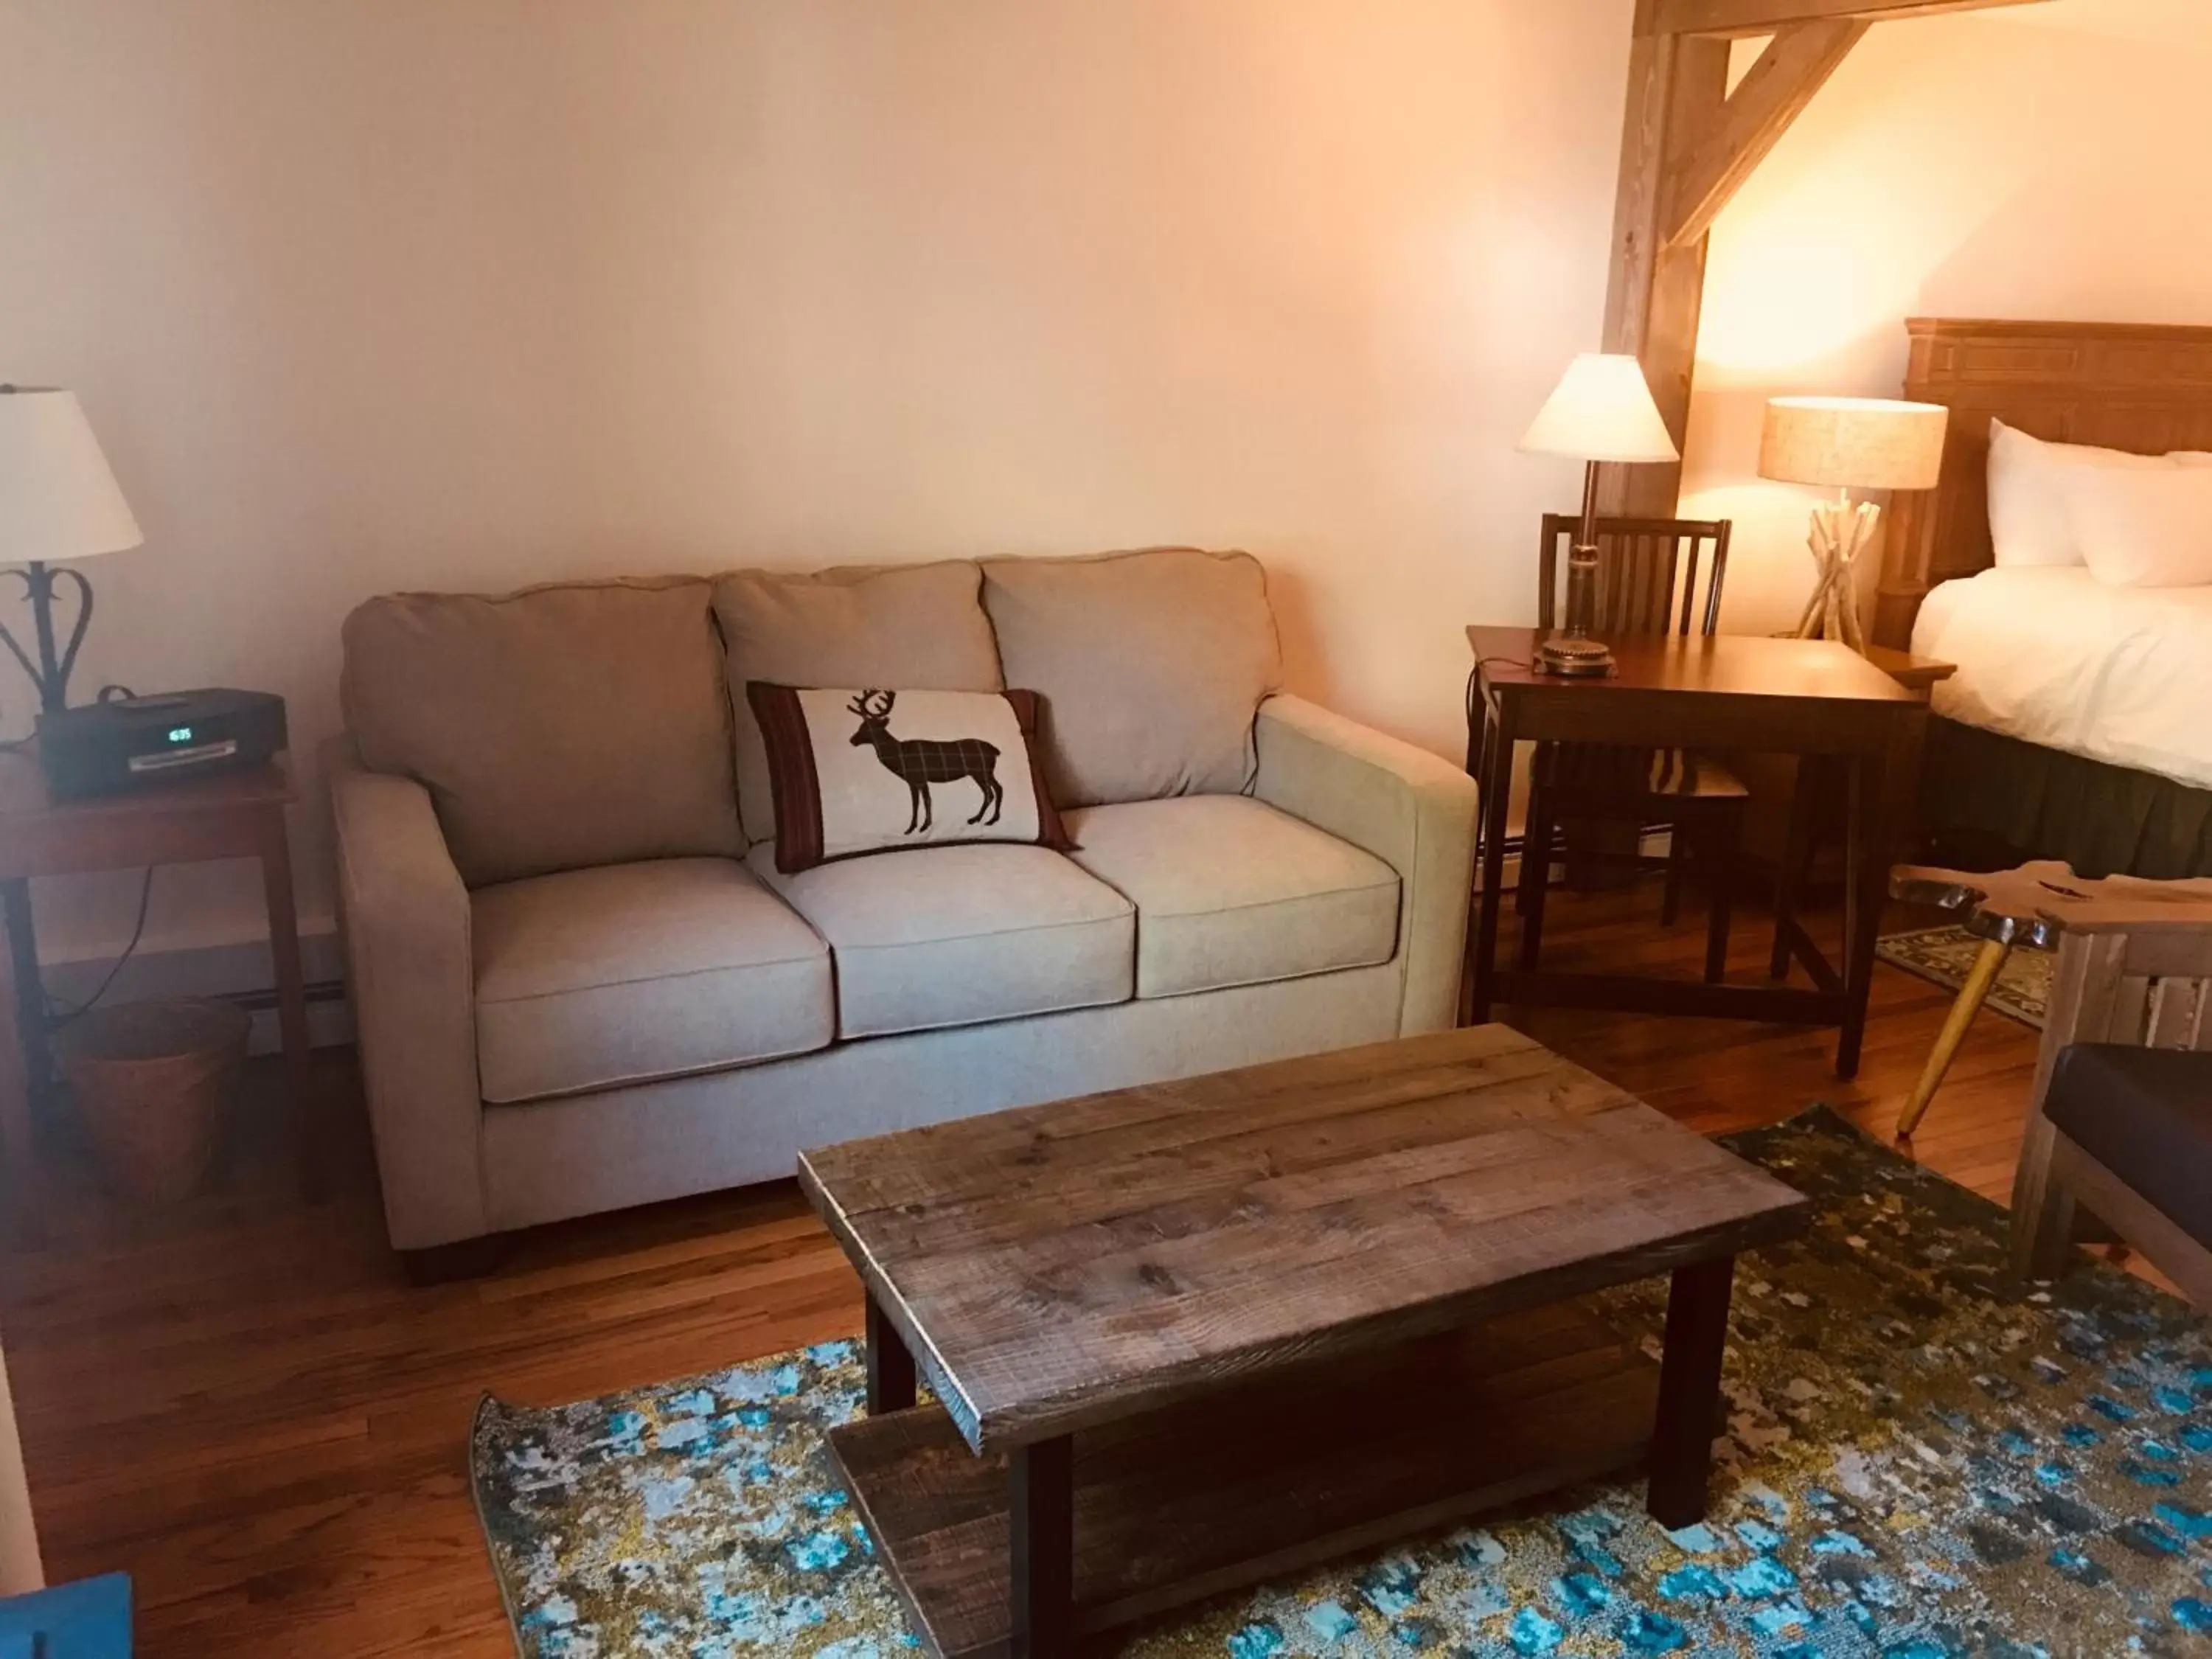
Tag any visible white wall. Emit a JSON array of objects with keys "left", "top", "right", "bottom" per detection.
[
  {"left": 0, "top": 0, "right": 1633, "bottom": 967},
  {"left": 1683, "top": 0, "right": 2212, "bottom": 634}
]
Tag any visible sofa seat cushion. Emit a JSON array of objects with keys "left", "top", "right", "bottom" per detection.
[
  {"left": 2045, "top": 1043, "right": 2212, "bottom": 1248},
  {"left": 1063, "top": 796, "right": 1399, "bottom": 998},
  {"left": 748, "top": 843, "right": 1133, "bottom": 1038},
  {"left": 473, "top": 858, "right": 833, "bottom": 1103}
]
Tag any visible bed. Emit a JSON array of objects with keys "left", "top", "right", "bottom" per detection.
[{"left": 1874, "top": 318, "right": 2212, "bottom": 877}]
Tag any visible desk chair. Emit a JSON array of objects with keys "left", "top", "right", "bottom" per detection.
[
  {"left": 1975, "top": 883, "right": 2212, "bottom": 1297},
  {"left": 1518, "top": 515, "right": 1742, "bottom": 982}
]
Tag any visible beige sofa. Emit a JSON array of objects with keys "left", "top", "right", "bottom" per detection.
[{"left": 329, "top": 549, "right": 1478, "bottom": 1259}]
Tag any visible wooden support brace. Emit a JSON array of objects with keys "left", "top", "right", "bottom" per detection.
[
  {"left": 1661, "top": 21, "right": 1871, "bottom": 251},
  {"left": 1599, "top": 25, "right": 1732, "bottom": 518},
  {"left": 1603, "top": 0, "right": 2049, "bottom": 523},
  {"left": 1649, "top": 0, "right": 2048, "bottom": 36}
]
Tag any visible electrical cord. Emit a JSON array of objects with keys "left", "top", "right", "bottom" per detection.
[
  {"left": 1466, "top": 657, "right": 1536, "bottom": 748},
  {"left": 46, "top": 866, "right": 156, "bottom": 1028},
  {"left": 0, "top": 684, "right": 159, "bottom": 1020}
]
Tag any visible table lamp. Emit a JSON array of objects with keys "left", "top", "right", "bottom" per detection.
[
  {"left": 0, "top": 386, "right": 144, "bottom": 717},
  {"left": 1518, "top": 353, "right": 1682, "bottom": 677},
  {"left": 1759, "top": 396, "right": 1948, "bottom": 654}
]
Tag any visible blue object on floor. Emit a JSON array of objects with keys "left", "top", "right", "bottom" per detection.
[{"left": 0, "top": 1573, "right": 131, "bottom": 1657}]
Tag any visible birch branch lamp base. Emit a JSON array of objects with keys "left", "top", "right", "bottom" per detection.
[
  {"left": 1759, "top": 396, "right": 1950, "bottom": 662},
  {"left": 1792, "top": 496, "right": 1881, "bottom": 654}
]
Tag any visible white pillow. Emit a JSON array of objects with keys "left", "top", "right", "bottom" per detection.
[
  {"left": 1987, "top": 418, "right": 2177, "bottom": 567},
  {"left": 2056, "top": 462, "right": 2212, "bottom": 588}
]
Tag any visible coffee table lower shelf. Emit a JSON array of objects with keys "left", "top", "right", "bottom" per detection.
[{"left": 826, "top": 1300, "right": 1658, "bottom": 1659}]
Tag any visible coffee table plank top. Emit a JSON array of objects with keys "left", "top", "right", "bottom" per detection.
[{"left": 800, "top": 1026, "right": 1807, "bottom": 1453}]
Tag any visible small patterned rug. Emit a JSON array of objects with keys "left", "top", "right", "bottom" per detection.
[
  {"left": 1877, "top": 925, "right": 2052, "bottom": 1029},
  {"left": 472, "top": 1107, "right": 2212, "bottom": 1657}
]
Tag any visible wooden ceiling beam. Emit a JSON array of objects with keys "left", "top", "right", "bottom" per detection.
[
  {"left": 1604, "top": 0, "right": 2055, "bottom": 520},
  {"left": 1661, "top": 19, "right": 1869, "bottom": 250},
  {"left": 1647, "top": 0, "right": 2047, "bottom": 38},
  {"left": 1599, "top": 28, "right": 1733, "bottom": 516}
]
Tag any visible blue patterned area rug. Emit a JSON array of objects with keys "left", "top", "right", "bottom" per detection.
[{"left": 471, "top": 1106, "right": 2212, "bottom": 1657}]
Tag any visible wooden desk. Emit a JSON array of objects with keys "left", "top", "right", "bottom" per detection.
[
  {"left": 1465, "top": 627, "right": 1926, "bottom": 1076},
  {"left": 1747, "top": 644, "right": 1954, "bottom": 940},
  {"left": 0, "top": 750, "right": 315, "bottom": 1228}
]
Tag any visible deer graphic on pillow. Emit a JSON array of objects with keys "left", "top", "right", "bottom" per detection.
[{"left": 847, "top": 689, "right": 1004, "bottom": 833}]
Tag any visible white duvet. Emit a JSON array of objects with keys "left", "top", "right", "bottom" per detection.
[{"left": 1912, "top": 567, "right": 2212, "bottom": 791}]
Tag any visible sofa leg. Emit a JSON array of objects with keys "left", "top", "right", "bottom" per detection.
[{"left": 398, "top": 1236, "right": 511, "bottom": 1286}]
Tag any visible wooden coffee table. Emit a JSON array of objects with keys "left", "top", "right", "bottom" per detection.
[{"left": 799, "top": 1026, "right": 1808, "bottom": 1658}]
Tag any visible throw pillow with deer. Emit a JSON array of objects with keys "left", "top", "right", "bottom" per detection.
[{"left": 746, "top": 684, "right": 1074, "bottom": 873}]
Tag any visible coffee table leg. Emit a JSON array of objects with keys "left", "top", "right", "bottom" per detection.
[
  {"left": 1647, "top": 1254, "right": 1733, "bottom": 1528},
  {"left": 865, "top": 1291, "right": 916, "bottom": 1416},
  {"left": 1012, "top": 1435, "right": 1075, "bottom": 1659}
]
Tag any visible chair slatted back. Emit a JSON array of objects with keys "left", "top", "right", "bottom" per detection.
[{"left": 1537, "top": 515, "right": 1733, "bottom": 640}]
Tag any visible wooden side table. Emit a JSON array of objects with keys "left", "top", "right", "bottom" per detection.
[
  {"left": 1857, "top": 644, "right": 1956, "bottom": 698},
  {"left": 0, "top": 748, "right": 316, "bottom": 1237},
  {"left": 1888, "top": 860, "right": 2212, "bottom": 1141}
]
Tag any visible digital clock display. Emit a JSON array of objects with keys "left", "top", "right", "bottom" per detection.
[{"left": 167, "top": 726, "right": 194, "bottom": 744}]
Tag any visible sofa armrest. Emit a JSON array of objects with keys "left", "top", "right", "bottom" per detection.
[
  {"left": 1253, "top": 694, "right": 1478, "bottom": 1034},
  {"left": 324, "top": 735, "right": 487, "bottom": 1249}
]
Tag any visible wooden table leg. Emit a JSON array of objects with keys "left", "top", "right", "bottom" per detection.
[
  {"left": 1, "top": 882, "right": 50, "bottom": 1133},
  {"left": 1703, "top": 809, "right": 1736, "bottom": 987},
  {"left": 257, "top": 808, "right": 321, "bottom": 1199},
  {"left": 1770, "top": 758, "right": 1819, "bottom": 981},
  {"left": 865, "top": 1290, "right": 916, "bottom": 1416},
  {"left": 1469, "top": 703, "right": 1498, "bottom": 868},
  {"left": 1467, "top": 701, "right": 1514, "bottom": 1026},
  {"left": 1012, "top": 1434, "right": 1075, "bottom": 1659},
  {"left": 1647, "top": 1254, "right": 1733, "bottom": 1529},
  {"left": 1837, "top": 715, "right": 1923, "bottom": 1079},
  {"left": 1458, "top": 700, "right": 1497, "bottom": 1028},
  {"left": 1835, "top": 754, "right": 1879, "bottom": 1079},
  {"left": 0, "top": 881, "right": 40, "bottom": 1248},
  {"left": 1895, "top": 937, "right": 2011, "bottom": 1141},
  {"left": 1517, "top": 758, "right": 1552, "bottom": 970}
]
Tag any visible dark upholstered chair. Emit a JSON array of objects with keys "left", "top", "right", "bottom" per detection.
[
  {"left": 1518, "top": 515, "right": 1740, "bottom": 982},
  {"left": 2025, "top": 1046, "right": 2212, "bottom": 1303},
  {"left": 2011, "top": 909, "right": 2212, "bottom": 1303}
]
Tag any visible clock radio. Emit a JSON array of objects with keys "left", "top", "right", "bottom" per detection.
[{"left": 36, "top": 688, "right": 288, "bottom": 799}]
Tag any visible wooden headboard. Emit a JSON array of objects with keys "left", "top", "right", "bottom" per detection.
[{"left": 1874, "top": 318, "right": 2212, "bottom": 647}]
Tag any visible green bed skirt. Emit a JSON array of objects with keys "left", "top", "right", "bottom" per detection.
[{"left": 1920, "top": 717, "right": 2212, "bottom": 879}]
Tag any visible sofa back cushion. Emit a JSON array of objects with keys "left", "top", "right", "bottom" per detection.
[
  {"left": 341, "top": 577, "right": 742, "bottom": 887},
  {"left": 713, "top": 561, "right": 1004, "bottom": 844},
  {"left": 981, "top": 548, "right": 1283, "bottom": 807}
]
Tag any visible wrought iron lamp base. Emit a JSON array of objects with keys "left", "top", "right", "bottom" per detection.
[
  {"left": 1535, "top": 633, "right": 1615, "bottom": 678},
  {"left": 0, "top": 559, "right": 95, "bottom": 717}
]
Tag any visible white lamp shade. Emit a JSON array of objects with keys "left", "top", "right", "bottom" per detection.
[
  {"left": 1518, "top": 354, "right": 1680, "bottom": 465},
  {"left": 1759, "top": 397, "right": 1949, "bottom": 492},
  {"left": 0, "top": 389, "right": 142, "bottom": 566}
]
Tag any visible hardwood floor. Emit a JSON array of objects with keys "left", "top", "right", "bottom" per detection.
[{"left": 0, "top": 883, "right": 2045, "bottom": 1657}]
